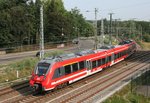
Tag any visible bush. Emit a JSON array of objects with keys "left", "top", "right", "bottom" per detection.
[
  {"left": 0, "top": 50, "right": 65, "bottom": 83},
  {"left": 143, "top": 34, "right": 150, "bottom": 42}
]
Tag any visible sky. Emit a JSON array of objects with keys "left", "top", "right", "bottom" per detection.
[{"left": 63, "top": 0, "right": 150, "bottom": 21}]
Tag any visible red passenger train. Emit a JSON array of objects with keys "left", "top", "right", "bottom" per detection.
[{"left": 30, "top": 40, "right": 136, "bottom": 92}]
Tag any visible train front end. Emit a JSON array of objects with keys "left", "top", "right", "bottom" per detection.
[{"left": 29, "top": 61, "right": 51, "bottom": 92}]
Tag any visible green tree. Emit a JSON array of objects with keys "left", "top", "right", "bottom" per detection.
[{"left": 0, "top": 0, "right": 94, "bottom": 48}]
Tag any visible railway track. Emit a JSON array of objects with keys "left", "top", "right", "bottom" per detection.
[
  {"left": 0, "top": 50, "right": 149, "bottom": 103},
  {"left": 30, "top": 51, "right": 150, "bottom": 103},
  {"left": 60, "top": 59, "right": 149, "bottom": 103},
  {"left": 0, "top": 81, "right": 29, "bottom": 96}
]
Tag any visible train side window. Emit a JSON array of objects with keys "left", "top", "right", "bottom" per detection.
[
  {"left": 117, "top": 53, "right": 119, "bottom": 58},
  {"left": 79, "top": 61, "right": 85, "bottom": 70},
  {"left": 123, "top": 51, "right": 125, "bottom": 56},
  {"left": 52, "top": 67, "right": 65, "bottom": 79},
  {"left": 98, "top": 59, "right": 101, "bottom": 66},
  {"left": 72, "top": 63, "right": 79, "bottom": 72},
  {"left": 115, "top": 54, "right": 118, "bottom": 59},
  {"left": 118, "top": 53, "right": 120, "bottom": 58},
  {"left": 64, "top": 65, "right": 71, "bottom": 75},
  {"left": 115, "top": 54, "right": 117, "bottom": 59},
  {"left": 122, "top": 51, "right": 124, "bottom": 56},
  {"left": 102, "top": 58, "right": 105, "bottom": 65},
  {"left": 92, "top": 60, "right": 97, "bottom": 69},
  {"left": 53, "top": 69, "right": 59, "bottom": 79},
  {"left": 115, "top": 53, "right": 118, "bottom": 59},
  {"left": 59, "top": 67, "right": 65, "bottom": 76},
  {"left": 106, "top": 57, "right": 109, "bottom": 63},
  {"left": 109, "top": 56, "right": 111, "bottom": 62}
]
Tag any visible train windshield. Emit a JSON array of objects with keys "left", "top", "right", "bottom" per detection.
[{"left": 35, "top": 63, "right": 50, "bottom": 76}]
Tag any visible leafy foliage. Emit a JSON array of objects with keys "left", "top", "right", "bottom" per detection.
[
  {"left": 143, "top": 34, "right": 150, "bottom": 42},
  {"left": 103, "top": 84, "right": 150, "bottom": 103},
  {"left": 0, "top": 50, "right": 64, "bottom": 83},
  {"left": 0, "top": 0, "right": 94, "bottom": 48},
  {"left": 96, "top": 19, "right": 150, "bottom": 42}
]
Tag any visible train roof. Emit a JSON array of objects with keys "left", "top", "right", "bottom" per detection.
[
  {"left": 38, "top": 40, "right": 134, "bottom": 64},
  {"left": 39, "top": 49, "right": 95, "bottom": 64},
  {"left": 39, "top": 57, "right": 56, "bottom": 64},
  {"left": 56, "top": 53, "right": 77, "bottom": 60},
  {"left": 114, "top": 45, "right": 123, "bottom": 48},
  {"left": 75, "top": 49, "right": 95, "bottom": 56},
  {"left": 98, "top": 45, "right": 115, "bottom": 49},
  {"left": 39, "top": 49, "right": 96, "bottom": 64}
]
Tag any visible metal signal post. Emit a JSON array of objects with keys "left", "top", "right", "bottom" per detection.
[
  {"left": 109, "top": 13, "right": 114, "bottom": 45},
  {"left": 86, "top": 8, "right": 98, "bottom": 49},
  {"left": 101, "top": 18, "right": 104, "bottom": 46},
  {"left": 94, "top": 8, "right": 98, "bottom": 49},
  {"left": 40, "top": 4, "right": 44, "bottom": 59}
]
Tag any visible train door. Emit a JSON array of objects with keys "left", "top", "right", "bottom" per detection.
[
  {"left": 111, "top": 53, "right": 115, "bottom": 65},
  {"left": 86, "top": 60, "right": 91, "bottom": 75}
]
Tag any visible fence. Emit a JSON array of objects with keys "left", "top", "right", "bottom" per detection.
[
  {"left": 0, "top": 40, "right": 72, "bottom": 54},
  {"left": 131, "top": 64, "right": 150, "bottom": 97}
]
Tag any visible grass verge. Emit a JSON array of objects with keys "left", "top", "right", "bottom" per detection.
[
  {"left": 141, "top": 42, "right": 150, "bottom": 50},
  {"left": 0, "top": 50, "right": 64, "bottom": 83},
  {"left": 103, "top": 84, "right": 150, "bottom": 103}
]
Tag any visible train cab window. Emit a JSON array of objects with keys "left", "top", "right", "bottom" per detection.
[
  {"left": 79, "top": 61, "right": 85, "bottom": 70},
  {"left": 92, "top": 60, "right": 97, "bottom": 69},
  {"left": 35, "top": 63, "right": 50, "bottom": 76},
  {"left": 97, "top": 59, "right": 102, "bottom": 66},
  {"left": 72, "top": 63, "right": 79, "bottom": 72},
  {"left": 64, "top": 65, "right": 72, "bottom": 75}
]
